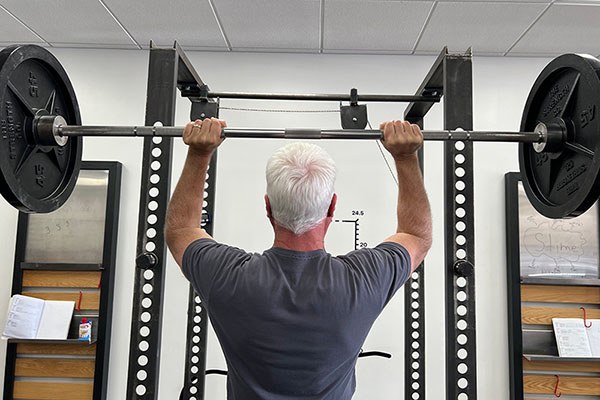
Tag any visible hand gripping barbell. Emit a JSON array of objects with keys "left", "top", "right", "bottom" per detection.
[{"left": 1, "top": 45, "right": 599, "bottom": 219}]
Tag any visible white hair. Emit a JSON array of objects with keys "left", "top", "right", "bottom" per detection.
[{"left": 266, "top": 142, "right": 336, "bottom": 235}]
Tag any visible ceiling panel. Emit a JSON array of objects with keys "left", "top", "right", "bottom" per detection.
[
  {"left": 323, "top": 0, "right": 433, "bottom": 53},
  {"left": 416, "top": 1, "right": 547, "bottom": 54},
  {"left": 509, "top": 3, "right": 600, "bottom": 56},
  {"left": 213, "top": 0, "right": 320, "bottom": 50},
  {"left": 0, "top": 0, "right": 594, "bottom": 57},
  {"left": 0, "top": 6, "right": 45, "bottom": 45},
  {"left": 436, "top": 0, "right": 550, "bottom": 2},
  {"left": 0, "top": 0, "right": 136, "bottom": 47},
  {"left": 103, "top": 0, "right": 227, "bottom": 49}
]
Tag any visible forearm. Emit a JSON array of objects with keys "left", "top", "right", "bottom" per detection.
[
  {"left": 394, "top": 154, "right": 432, "bottom": 246},
  {"left": 165, "top": 148, "right": 212, "bottom": 234}
]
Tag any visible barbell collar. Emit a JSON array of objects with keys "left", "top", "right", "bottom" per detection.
[
  {"left": 34, "top": 112, "right": 69, "bottom": 147},
  {"left": 532, "top": 119, "right": 568, "bottom": 155}
]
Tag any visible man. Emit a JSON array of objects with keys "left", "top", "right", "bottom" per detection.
[{"left": 166, "top": 118, "right": 432, "bottom": 399}]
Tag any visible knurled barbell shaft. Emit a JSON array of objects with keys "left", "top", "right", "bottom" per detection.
[{"left": 55, "top": 124, "right": 543, "bottom": 143}]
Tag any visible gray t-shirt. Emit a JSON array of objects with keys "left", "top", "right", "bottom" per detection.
[{"left": 182, "top": 239, "right": 411, "bottom": 400}]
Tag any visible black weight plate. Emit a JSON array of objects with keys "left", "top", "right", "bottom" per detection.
[
  {"left": 520, "top": 54, "right": 600, "bottom": 219},
  {"left": 0, "top": 45, "right": 82, "bottom": 213}
]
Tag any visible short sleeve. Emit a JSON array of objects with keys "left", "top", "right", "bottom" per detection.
[
  {"left": 338, "top": 241, "right": 411, "bottom": 307},
  {"left": 374, "top": 242, "right": 412, "bottom": 302},
  {"left": 182, "top": 238, "right": 250, "bottom": 304}
]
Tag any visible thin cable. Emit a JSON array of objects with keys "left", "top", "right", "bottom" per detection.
[
  {"left": 370, "top": 121, "right": 398, "bottom": 185},
  {"left": 220, "top": 106, "right": 339, "bottom": 113}
]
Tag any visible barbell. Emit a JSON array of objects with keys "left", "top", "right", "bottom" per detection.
[{"left": 1, "top": 44, "right": 599, "bottom": 220}]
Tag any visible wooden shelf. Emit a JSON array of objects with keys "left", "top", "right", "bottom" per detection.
[
  {"left": 521, "top": 277, "right": 600, "bottom": 287},
  {"left": 19, "top": 262, "right": 104, "bottom": 271},
  {"left": 524, "top": 354, "right": 600, "bottom": 362},
  {"left": 7, "top": 338, "right": 97, "bottom": 345}
]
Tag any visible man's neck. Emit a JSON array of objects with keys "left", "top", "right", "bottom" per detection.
[{"left": 272, "top": 221, "right": 328, "bottom": 252}]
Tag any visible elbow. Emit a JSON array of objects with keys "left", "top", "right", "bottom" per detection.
[
  {"left": 164, "top": 213, "right": 182, "bottom": 248},
  {"left": 421, "top": 224, "right": 433, "bottom": 253},
  {"left": 415, "top": 227, "right": 432, "bottom": 256},
  {"left": 413, "top": 237, "right": 432, "bottom": 269},
  {"left": 422, "top": 235, "right": 432, "bottom": 254},
  {"left": 164, "top": 227, "right": 176, "bottom": 250},
  {"left": 164, "top": 214, "right": 174, "bottom": 243}
]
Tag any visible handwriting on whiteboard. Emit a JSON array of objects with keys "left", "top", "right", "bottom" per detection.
[{"left": 517, "top": 183, "right": 599, "bottom": 278}]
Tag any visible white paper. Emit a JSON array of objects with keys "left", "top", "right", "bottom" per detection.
[
  {"left": 586, "top": 319, "right": 600, "bottom": 357},
  {"left": 552, "top": 318, "right": 593, "bottom": 357},
  {"left": 2, "top": 295, "right": 45, "bottom": 339},
  {"left": 2, "top": 295, "right": 74, "bottom": 340},
  {"left": 36, "top": 300, "right": 74, "bottom": 340}
]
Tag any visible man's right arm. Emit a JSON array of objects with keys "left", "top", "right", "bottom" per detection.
[
  {"left": 165, "top": 118, "right": 226, "bottom": 268},
  {"left": 380, "top": 120, "right": 432, "bottom": 272}
]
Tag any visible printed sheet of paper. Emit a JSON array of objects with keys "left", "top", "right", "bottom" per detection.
[
  {"left": 2, "top": 295, "right": 45, "bottom": 339},
  {"left": 36, "top": 300, "right": 75, "bottom": 340},
  {"left": 552, "top": 318, "right": 592, "bottom": 357},
  {"left": 585, "top": 319, "right": 600, "bottom": 357}
]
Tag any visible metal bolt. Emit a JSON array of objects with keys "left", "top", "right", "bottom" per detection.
[
  {"left": 454, "top": 260, "right": 474, "bottom": 277},
  {"left": 136, "top": 252, "right": 158, "bottom": 269}
]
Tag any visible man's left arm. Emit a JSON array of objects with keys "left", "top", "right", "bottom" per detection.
[{"left": 165, "top": 118, "right": 226, "bottom": 268}]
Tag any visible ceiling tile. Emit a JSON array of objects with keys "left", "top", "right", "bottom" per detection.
[
  {"left": 554, "top": 0, "right": 600, "bottom": 4},
  {"left": 436, "top": 0, "right": 550, "bottom": 2},
  {"left": 509, "top": 3, "right": 600, "bottom": 56},
  {"left": 0, "top": 6, "right": 45, "bottom": 44},
  {"left": 416, "top": 1, "right": 546, "bottom": 54},
  {"left": 103, "top": 0, "right": 227, "bottom": 49},
  {"left": 324, "top": 0, "right": 433, "bottom": 52},
  {"left": 213, "top": 0, "right": 321, "bottom": 50},
  {"left": 0, "top": 0, "right": 136, "bottom": 47}
]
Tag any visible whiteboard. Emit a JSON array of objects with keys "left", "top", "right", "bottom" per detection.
[{"left": 24, "top": 169, "right": 109, "bottom": 264}]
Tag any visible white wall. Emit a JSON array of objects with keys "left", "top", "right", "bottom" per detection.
[{"left": 0, "top": 47, "right": 552, "bottom": 399}]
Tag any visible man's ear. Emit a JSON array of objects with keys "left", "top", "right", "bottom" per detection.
[
  {"left": 327, "top": 193, "right": 337, "bottom": 218},
  {"left": 265, "top": 194, "right": 272, "bottom": 218}
]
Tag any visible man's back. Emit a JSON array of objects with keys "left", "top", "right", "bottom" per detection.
[
  {"left": 183, "top": 239, "right": 411, "bottom": 400},
  {"left": 166, "top": 120, "right": 431, "bottom": 399}
]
